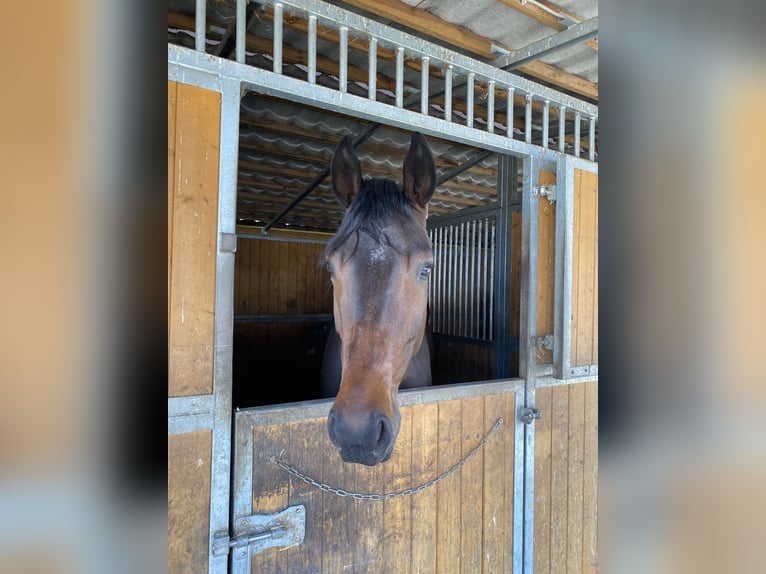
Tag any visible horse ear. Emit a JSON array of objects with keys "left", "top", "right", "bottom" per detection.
[
  {"left": 402, "top": 132, "right": 436, "bottom": 208},
  {"left": 331, "top": 136, "right": 362, "bottom": 207}
]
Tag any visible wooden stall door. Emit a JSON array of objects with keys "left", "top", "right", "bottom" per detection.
[
  {"left": 168, "top": 80, "right": 222, "bottom": 574},
  {"left": 233, "top": 386, "right": 518, "bottom": 574}
]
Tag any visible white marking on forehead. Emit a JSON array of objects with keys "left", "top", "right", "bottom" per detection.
[{"left": 369, "top": 243, "right": 388, "bottom": 264}]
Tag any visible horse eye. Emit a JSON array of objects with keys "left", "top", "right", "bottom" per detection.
[
  {"left": 419, "top": 263, "right": 434, "bottom": 280},
  {"left": 326, "top": 263, "right": 334, "bottom": 277}
]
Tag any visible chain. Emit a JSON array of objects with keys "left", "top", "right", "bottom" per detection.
[{"left": 269, "top": 417, "right": 504, "bottom": 500}]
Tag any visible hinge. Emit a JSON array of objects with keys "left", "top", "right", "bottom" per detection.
[
  {"left": 533, "top": 185, "right": 556, "bottom": 202},
  {"left": 219, "top": 505, "right": 306, "bottom": 565},
  {"left": 220, "top": 232, "right": 237, "bottom": 253},
  {"left": 519, "top": 407, "right": 542, "bottom": 425}
]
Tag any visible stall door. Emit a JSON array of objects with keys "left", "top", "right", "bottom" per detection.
[{"left": 231, "top": 382, "right": 522, "bottom": 573}]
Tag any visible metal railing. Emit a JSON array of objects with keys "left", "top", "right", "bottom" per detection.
[{"left": 174, "top": 0, "right": 598, "bottom": 161}]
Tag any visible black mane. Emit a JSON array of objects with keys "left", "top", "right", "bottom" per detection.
[{"left": 322, "top": 178, "right": 428, "bottom": 263}]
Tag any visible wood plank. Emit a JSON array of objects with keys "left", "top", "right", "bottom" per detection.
[
  {"left": 236, "top": 238, "right": 251, "bottom": 315},
  {"left": 285, "top": 418, "right": 326, "bottom": 573},
  {"left": 591, "top": 175, "right": 599, "bottom": 365},
  {"left": 350, "top": 453, "right": 385, "bottom": 572},
  {"left": 436, "top": 399, "right": 461, "bottom": 573},
  {"left": 482, "top": 394, "right": 508, "bottom": 572},
  {"left": 340, "top": 0, "right": 495, "bottom": 59},
  {"left": 168, "top": 430, "right": 212, "bottom": 574},
  {"left": 570, "top": 175, "right": 581, "bottom": 369},
  {"left": 250, "top": 423, "right": 289, "bottom": 573},
  {"left": 574, "top": 170, "right": 597, "bottom": 366},
  {"left": 460, "top": 397, "right": 484, "bottom": 572},
  {"left": 383, "top": 406, "right": 413, "bottom": 574},
  {"left": 287, "top": 239, "right": 299, "bottom": 313},
  {"left": 503, "top": 392, "right": 517, "bottom": 570},
  {"left": 496, "top": 0, "right": 599, "bottom": 51},
  {"left": 537, "top": 170, "right": 557, "bottom": 365},
  {"left": 168, "top": 83, "right": 220, "bottom": 397},
  {"left": 410, "top": 402, "right": 438, "bottom": 573},
  {"left": 168, "top": 81, "right": 177, "bottom": 335},
  {"left": 321, "top": 436, "right": 355, "bottom": 572},
  {"left": 549, "top": 385, "right": 569, "bottom": 574},
  {"left": 517, "top": 60, "right": 598, "bottom": 102},
  {"left": 566, "top": 383, "right": 585, "bottom": 574},
  {"left": 534, "top": 386, "right": 553, "bottom": 574},
  {"left": 582, "top": 381, "right": 598, "bottom": 573}
]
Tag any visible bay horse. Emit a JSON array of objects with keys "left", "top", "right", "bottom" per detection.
[{"left": 320, "top": 132, "right": 435, "bottom": 466}]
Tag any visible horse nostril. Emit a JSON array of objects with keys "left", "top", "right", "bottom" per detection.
[
  {"left": 327, "top": 409, "right": 339, "bottom": 442},
  {"left": 374, "top": 413, "right": 393, "bottom": 453}
]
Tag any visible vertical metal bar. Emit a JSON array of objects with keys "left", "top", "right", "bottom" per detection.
[
  {"left": 396, "top": 46, "right": 404, "bottom": 108},
  {"left": 558, "top": 105, "right": 567, "bottom": 152},
  {"left": 487, "top": 81, "right": 495, "bottom": 134},
  {"left": 447, "top": 224, "right": 454, "bottom": 334},
  {"left": 589, "top": 117, "right": 596, "bottom": 161},
  {"left": 339, "top": 27, "right": 348, "bottom": 92},
  {"left": 519, "top": 155, "right": 540, "bottom": 381},
  {"left": 542, "top": 100, "right": 550, "bottom": 149},
  {"left": 421, "top": 56, "right": 430, "bottom": 115},
  {"left": 307, "top": 15, "right": 317, "bottom": 84},
  {"left": 574, "top": 112, "right": 581, "bottom": 158},
  {"left": 476, "top": 219, "right": 483, "bottom": 339},
  {"left": 524, "top": 94, "right": 533, "bottom": 144},
  {"left": 488, "top": 221, "right": 495, "bottom": 343},
  {"left": 507, "top": 87, "right": 515, "bottom": 138},
  {"left": 522, "top": 384, "right": 537, "bottom": 574},
  {"left": 458, "top": 222, "right": 465, "bottom": 336},
  {"left": 273, "top": 3, "right": 283, "bottom": 74},
  {"left": 512, "top": 389, "right": 526, "bottom": 574},
  {"left": 466, "top": 73, "right": 475, "bottom": 128},
  {"left": 368, "top": 37, "right": 377, "bottom": 99},
  {"left": 482, "top": 218, "right": 489, "bottom": 340},
  {"left": 208, "top": 77, "right": 241, "bottom": 574},
  {"left": 469, "top": 220, "right": 476, "bottom": 338},
  {"left": 494, "top": 156, "right": 515, "bottom": 378},
  {"left": 518, "top": 154, "right": 540, "bottom": 574},
  {"left": 444, "top": 65, "right": 453, "bottom": 122},
  {"left": 235, "top": 0, "right": 246, "bottom": 63},
  {"left": 195, "top": 0, "right": 206, "bottom": 52},
  {"left": 554, "top": 154, "right": 574, "bottom": 378},
  {"left": 439, "top": 225, "right": 445, "bottom": 333}
]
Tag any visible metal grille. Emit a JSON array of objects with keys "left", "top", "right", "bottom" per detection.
[{"left": 429, "top": 217, "right": 496, "bottom": 341}]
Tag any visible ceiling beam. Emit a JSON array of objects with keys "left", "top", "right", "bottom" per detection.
[
  {"left": 496, "top": 0, "right": 598, "bottom": 51},
  {"left": 496, "top": 17, "right": 598, "bottom": 70}
]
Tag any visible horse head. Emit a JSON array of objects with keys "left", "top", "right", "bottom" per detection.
[{"left": 322, "top": 132, "right": 435, "bottom": 466}]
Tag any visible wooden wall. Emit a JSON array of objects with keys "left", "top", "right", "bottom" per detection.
[
  {"left": 168, "top": 80, "right": 220, "bottom": 574},
  {"left": 571, "top": 170, "right": 598, "bottom": 367},
  {"left": 244, "top": 392, "right": 517, "bottom": 573},
  {"left": 168, "top": 80, "right": 220, "bottom": 397},
  {"left": 534, "top": 380, "right": 598, "bottom": 574},
  {"left": 233, "top": 234, "right": 333, "bottom": 406},
  {"left": 234, "top": 234, "right": 332, "bottom": 316}
]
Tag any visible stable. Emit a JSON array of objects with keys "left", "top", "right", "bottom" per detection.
[{"left": 168, "top": 1, "right": 598, "bottom": 572}]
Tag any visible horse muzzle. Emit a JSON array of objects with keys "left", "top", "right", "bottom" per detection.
[{"left": 327, "top": 407, "right": 397, "bottom": 466}]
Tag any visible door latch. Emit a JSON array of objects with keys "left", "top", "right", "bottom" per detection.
[
  {"left": 519, "top": 407, "right": 542, "bottom": 425},
  {"left": 213, "top": 504, "right": 306, "bottom": 564}
]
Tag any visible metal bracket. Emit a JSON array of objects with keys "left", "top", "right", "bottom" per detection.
[
  {"left": 534, "top": 333, "right": 554, "bottom": 351},
  {"left": 215, "top": 505, "right": 306, "bottom": 563},
  {"left": 533, "top": 185, "right": 556, "bottom": 202},
  {"left": 220, "top": 232, "right": 238, "bottom": 253},
  {"left": 519, "top": 407, "right": 542, "bottom": 425}
]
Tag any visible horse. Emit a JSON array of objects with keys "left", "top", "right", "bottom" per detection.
[{"left": 319, "top": 132, "right": 436, "bottom": 466}]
